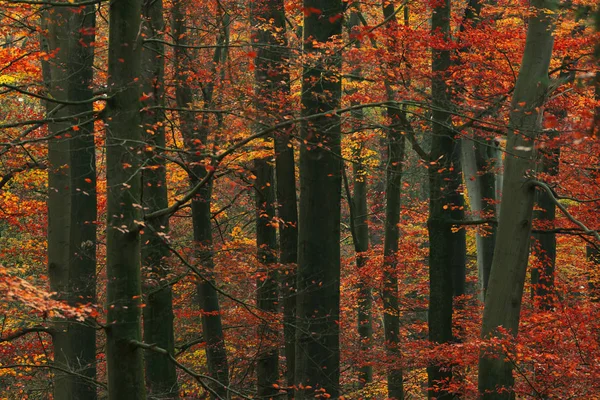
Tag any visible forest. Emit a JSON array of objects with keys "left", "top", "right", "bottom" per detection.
[{"left": 0, "top": 0, "right": 599, "bottom": 398}]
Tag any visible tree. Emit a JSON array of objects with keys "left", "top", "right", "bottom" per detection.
[
  {"left": 295, "top": 0, "right": 343, "bottom": 397},
  {"left": 427, "top": 0, "right": 461, "bottom": 396},
  {"left": 172, "top": 1, "right": 230, "bottom": 396},
  {"left": 140, "top": 0, "right": 178, "bottom": 396},
  {"left": 42, "top": 3, "right": 97, "bottom": 399},
  {"left": 251, "top": 0, "right": 283, "bottom": 395},
  {"left": 479, "top": 1, "right": 558, "bottom": 397},
  {"left": 104, "top": 0, "right": 146, "bottom": 397}
]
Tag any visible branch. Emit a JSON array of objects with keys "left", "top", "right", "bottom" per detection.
[
  {"left": 0, "top": 326, "right": 52, "bottom": 343},
  {"left": 0, "top": 363, "right": 106, "bottom": 389},
  {"left": 0, "top": 162, "right": 47, "bottom": 190},
  {"left": 130, "top": 340, "right": 252, "bottom": 400},
  {"left": 0, "top": 84, "right": 110, "bottom": 106},
  {"left": 529, "top": 180, "right": 600, "bottom": 242}
]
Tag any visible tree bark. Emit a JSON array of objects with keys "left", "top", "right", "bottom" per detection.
[
  {"left": 346, "top": 2, "right": 373, "bottom": 391},
  {"left": 295, "top": 0, "right": 343, "bottom": 398},
  {"left": 531, "top": 140, "right": 559, "bottom": 310},
  {"left": 478, "top": 1, "right": 557, "bottom": 397},
  {"left": 43, "top": 4, "right": 97, "bottom": 399},
  {"left": 427, "top": 0, "right": 457, "bottom": 397},
  {"left": 104, "top": 0, "right": 146, "bottom": 398},
  {"left": 379, "top": 3, "right": 408, "bottom": 397},
  {"left": 252, "top": 3, "right": 299, "bottom": 395},
  {"left": 462, "top": 139, "right": 500, "bottom": 298},
  {"left": 251, "top": 2, "right": 285, "bottom": 394},
  {"left": 140, "top": 0, "right": 178, "bottom": 396},
  {"left": 172, "top": 2, "right": 229, "bottom": 397}
]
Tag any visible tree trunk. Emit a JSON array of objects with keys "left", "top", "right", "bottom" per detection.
[
  {"left": 43, "top": 5, "right": 97, "bottom": 399},
  {"left": 462, "top": 139, "right": 500, "bottom": 298},
  {"left": 172, "top": 2, "right": 230, "bottom": 397},
  {"left": 380, "top": 3, "right": 408, "bottom": 397},
  {"left": 478, "top": 1, "right": 557, "bottom": 397},
  {"left": 251, "top": 3, "right": 299, "bottom": 395},
  {"left": 427, "top": 0, "right": 457, "bottom": 397},
  {"left": 105, "top": 0, "right": 146, "bottom": 398},
  {"left": 531, "top": 140, "right": 559, "bottom": 310},
  {"left": 254, "top": 156, "right": 279, "bottom": 398},
  {"left": 141, "top": 0, "right": 178, "bottom": 396},
  {"left": 251, "top": 2, "right": 285, "bottom": 393},
  {"left": 346, "top": 2, "right": 373, "bottom": 391},
  {"left": 295, "top": 0, "right": 343, "bottom": 398}
]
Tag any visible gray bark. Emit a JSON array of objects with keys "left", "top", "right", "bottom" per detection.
[
  {"left": 478, "top": 1, "right": 557, "bottom": 397},
  {"left": 427, "top": 0, "right": 459, "bottom": 397},
  {"left": 43, "top": 4, "right": 97, "bottom": 399},
  {"left": 346, "top": 2, "right": 373, "bottom": 391},
  {"left": 251, "top": 1, "right": 284, "bottom": 394},
  {"left": 462, "top": 139, "right": 500, "bottom": 298},
  {"left": 295, "top": 0, "right": 343, "bottom": 397},
  {"left": 531, "top": 140, "right": 559, "bottom": 310},
  {"left": 141, "top": 0, "right": 178, "bottom": 396},
  {"left": 104, "top": 0, "right": 146, "bottom": 397}
]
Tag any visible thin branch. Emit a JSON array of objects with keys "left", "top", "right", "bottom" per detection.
[{"left": 130, "top": 340, "right": 253, "bottom": 400}]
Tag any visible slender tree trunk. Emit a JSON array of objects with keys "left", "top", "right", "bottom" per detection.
[
  {"left": 346, "top": 2, "right": 373, "bottom": 390},
  {"left": 254, "top": 157, "right": 279, "bottom": 398},
  {"left": 478, "top": 2, "right": 557, "bottom": 397},
  {"left": 380, "top": 3, "right": 407, "bottom": 397},
  {"left": 462, "top": 139, "right": 499, "bottom": 298},
  {"left": 427, "top": 0, "right": 456, "bottom": 397},
  {"left": 275, "top": 89, "right": 299, "bottom": 400},
  {"left": 588, "top": 245, "right": 600, "bottom": 301},
  {"left": 104, "top": 0, "right": 146, "bottom": 398},
  {"left": 449, "top": 142, "right": 467, "bottom": 299},
  {"left": 295, "top": 1, "right": 343, "bottom": 398},
  {"left": 272, "top": 56, "right": 298, "bottom": 400},
  {"left": 172, "top": 3, "right": 229, "bottom": 397},
  {"left": 43, "top": 5, "right": 97, "bottom": 399},
  {"left": 140, "top": 0, "right": 178, "bottom": 396},
  {"left": 382, "top": 107, "right": 406, "bottom": 400},
  {"left": 531, "top": 140, "right": 559, "bottom": 310},
  {"left": 251, "top": 2, "right": 285, "bottom": 394},
  {"left": 249, "top": 3, "right": 298, "bottom": 390}
]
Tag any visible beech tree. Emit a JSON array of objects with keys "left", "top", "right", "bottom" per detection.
[
  {"left": 104, "top": 0, "right": 146, "bottom": 398},
  {"left": 1, "top": 1, "right": 599, "bottom": 399},
  {"left": 479, "top": 1, "right": 559, "bottom": 397},
  {"left": 43, "top": 3, "right": 97, "bottom": 399},
  {"left": 140, "top": 0, "right": 178, "bottom": 396},
  {"left": 294, "top": 0, "right": 343, "bottom": 397}
]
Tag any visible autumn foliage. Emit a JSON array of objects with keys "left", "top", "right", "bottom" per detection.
[{"left": 0, "top": 0, "right": 599, "bottom": 399}]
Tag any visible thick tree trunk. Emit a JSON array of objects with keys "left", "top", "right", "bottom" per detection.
[
  {"left": 105, "top": 0, "right": 146, "bottom": 398},
  {"left": 427, "top": 0, "right": 457, "bottom": 397},
  {"left": 140, "top": 0, "right": 178, "bottom": 397},
  {"left": 478, "top": 2, "right": 557, "bottom": 398},
  {"left": 295, "top": 1, "right": 343, "bottom": 398},
  {"left": 43, "top": 5, "right": 97, "bottom": 399},
  {"left": 172, "top": 3, "right": 230, "bottom": 397}
]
